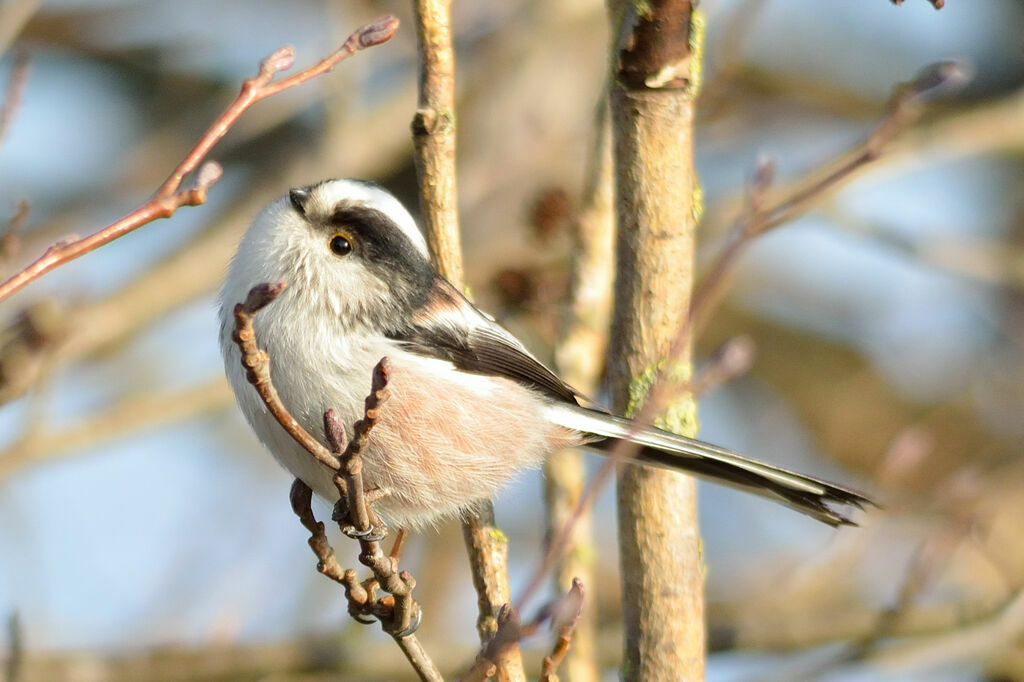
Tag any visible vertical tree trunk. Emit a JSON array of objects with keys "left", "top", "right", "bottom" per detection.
[
  {"left": 606, "top": 2, "right": 705, "bottom": 680},
  {"left": 411, "top": 2, "right": 525, "bottom": 679}
]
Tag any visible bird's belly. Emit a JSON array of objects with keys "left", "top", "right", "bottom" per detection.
[{"left": 233, "top": 332, "right": 566, "bottom": 528}]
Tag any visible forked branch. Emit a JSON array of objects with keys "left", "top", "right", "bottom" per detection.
[
  {"left": 462, "top": 579, "right": 585, "bottom": 682},
  {"left": 231, "top": 282, "right": 441, "bottom": 682},
  {"left": 0, "top": 15, "right": 399, "bottom": 303}
]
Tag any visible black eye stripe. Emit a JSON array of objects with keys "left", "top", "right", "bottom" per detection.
[
  {"left": 324, "top": 200, "right": 435, "bottom": 303},
  {"left": 327, "top": 204, "right": 417, "bottom": 262},
  {"left": 329, "top": 205, "right": 396, "bottom": 234}
]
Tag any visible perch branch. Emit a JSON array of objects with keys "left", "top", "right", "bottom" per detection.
[
  {"left": 0, "top": 14, "right": 399, "bottom": 304},
  {"left": 231, "top": 282, "right": 340, "bottom": 472},
  {"left": 231, "top": 283, "right": 441, "bottom": 682}
]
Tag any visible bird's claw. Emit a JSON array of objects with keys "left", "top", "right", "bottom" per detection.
[
  {"left": 331, "top": 499, "right": 350, "bottom": 525},
  {"left": 341, "top": 523, "right": 388, "bottom": 542},
  {"left": 391, "top": 605, "right": 422, "bottom": 638},
  {"left": 332, "top": 495, "right": 389, "bottom": 541},
  {"left": 351, "top": 611, "right": 377, "bottom": 626}
]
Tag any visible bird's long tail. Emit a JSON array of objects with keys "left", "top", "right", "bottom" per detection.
[{"left": 546, "top": 403, "right": 872, "bottom": 527}]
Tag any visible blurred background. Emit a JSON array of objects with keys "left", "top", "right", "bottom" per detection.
[{"left": 1, "top": 0, "right": 1023, "bottom": 680}]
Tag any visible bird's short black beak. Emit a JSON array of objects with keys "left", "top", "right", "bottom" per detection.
[{"left": 289, "top": 188, "right": 310, "bottom": 216}]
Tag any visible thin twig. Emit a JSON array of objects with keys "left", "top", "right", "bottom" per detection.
[
  {"left": 0, "top": 200, "right": 29, "bottom": 262},
  {"left": 0, "top": 50, "right": 29, "bottom": 150},
  {"left": 231, "top": 282, "right": 340, "bottom": 472},
  {"left": 890, "top": 0, "right": 945, "bottom": 9},
  {"left": 232, "top": 284, "right": 441, "bottom": 682},
  {"left": 690, "top": 60, "right": 969, "bottom": 336},
  {"left": 539, "top": 578, "right": 586, "bottom": 682},
  {"left": 0, "top": 15, "right": 399, "bottom": 304},
  {"left": 688, "top": 334, "right": 756, "bottom": 397},
  {"left": 462, "top": 580, "right": 585, "bottom": 682},
  {"left": 518, "top": 62, "right": 966, "bottom": 610}
]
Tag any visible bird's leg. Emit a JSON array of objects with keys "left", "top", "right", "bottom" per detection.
[{"left": 332, "top": 486, "right": 391, "bottom": 542}]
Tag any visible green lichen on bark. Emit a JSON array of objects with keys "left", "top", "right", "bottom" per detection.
[{"left": 625, "top": 362, "right": 699, "bottom": 437}]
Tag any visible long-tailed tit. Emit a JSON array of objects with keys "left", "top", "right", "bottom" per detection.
[{"left": 219, "top": 179, "right": 870, "bottom": 529}]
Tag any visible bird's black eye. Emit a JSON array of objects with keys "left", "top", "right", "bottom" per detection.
[{"left": 329, "top": 233, "right": 353, "bottom": 257}]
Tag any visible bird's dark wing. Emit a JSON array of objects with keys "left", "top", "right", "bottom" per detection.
[{"left": 385, "top": 277, "right": 581, "bottom": 404}]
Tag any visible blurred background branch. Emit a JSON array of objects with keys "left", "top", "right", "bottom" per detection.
[{"left": 1, "top": 1, "right": 1022, "bottom": 680}]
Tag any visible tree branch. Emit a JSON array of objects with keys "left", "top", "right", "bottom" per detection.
[
  {"left": 410, "top": 3, "right": 523, "bottom": 679},
  {"left": 462, "top": 580, "right": 585, "bottom": 682},
  {"left": 0, "top": 15, "right": 399, "bottom": 304},
  {"left": 412, "top": 0, "right": 462, "bottom": 287},
  {"left": 230, "top": 283, "right": 442, "bottom": 682},
  {"left": 606, "top": 1, "right": 704, "bottom": 679},
  {"left": 690, "top": 60, "right": 969, "bottom": 336},
  {"left": 542, "top": 92, "right": 613, "bottom": 682},
  {"left": 0, "top": 50, "right": 28, "bottom": 149}
]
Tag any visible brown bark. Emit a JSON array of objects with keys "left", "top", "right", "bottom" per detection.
[
  {"left": 412, "top": 0, "right": 463, "bottom": 287},
  {"left": 411, "top": 2, "right": 524, "bottom": 679},
  {"left": 606, "top": 1, "right": 705, "bottom": 679}
]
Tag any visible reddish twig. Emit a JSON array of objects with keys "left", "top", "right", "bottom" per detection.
[
  {"left": 0, "top": 51, "right": 28, "bottom": 150},
  {"left": 688, "top": 334, "right": 756, "bottom": 398},
  {"left": 0, "top": 15, "right": 399, "bottom": 304},
  {"left": 462, "top": 580, "right": 585, "bottom": 682},
  {"left": 539, "top": 578, "right": 585, "bottom": 682},
  {"left": 231, "top": 282, "right": 341, "bottom": 472},
  {"left": 232, "top": 284, "right": 440, "bottom": 682}
]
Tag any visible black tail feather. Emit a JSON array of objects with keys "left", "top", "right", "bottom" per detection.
[{"left": 592, "top": 438, "right": 873, "bottom": 527}]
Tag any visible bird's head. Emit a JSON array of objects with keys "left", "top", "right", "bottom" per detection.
[{"left": 224, "top": 179, "right": 434, "bottom": 329}]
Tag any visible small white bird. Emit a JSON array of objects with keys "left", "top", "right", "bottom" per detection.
[{"left": 219, "top": 179, "right": 869, "bottom": 529}]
